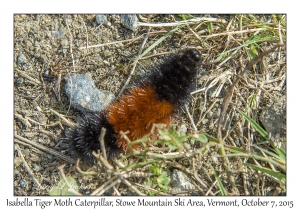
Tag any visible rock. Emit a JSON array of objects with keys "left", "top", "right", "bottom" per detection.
[
  {"left": 259, "top": 95, "right": 286, "bottom": 150},
  {"left": 177, "top": 124, "right": 187, "bottom": 135},
  {"left": 60, "top": 39, "right": 69, "bottom": 47},
  {"left": 17, "top": 54, "right": 27, "bottom": 65},
  {"left": 95, "top": 15, "right": 108, "bottom": 25},
  {"left": 121, "top": 14, "right": 138, "bottom": 31},
  {"left": 51, "top": 30, "right": 64, "bottom": 39},
  {"left": 103, "top": 50, "right": 112, "bottom": 58},
  {"left": 20, "top": 179, "right": 28, "bottom": 189},
  {"left": 65, "top": 74, "right": 115, "bottom": 113},
  {"left": 14, "top": 157, "right": 22, "bottom": 167},
  {"left": 32, "top": 164, "right": 41, "bottom": 172},
  {"left": 16, "top": 77, "right": 24, "bottom": 85},
  {"left": 171, "top": 169, "right": 195, "bottom": 191}
]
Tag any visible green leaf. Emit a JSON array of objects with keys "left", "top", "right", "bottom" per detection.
[
  {"left": 254, "top": 146, "right": 286, "bottom": 164},
  {"left": 49, "top": 186, "right": 60, "bottom": 196},
  {"left": 228, "top": 146, "right": 248, "bottom": 153},
  {"left": 158, "top": 127, "right": 187, "bottom": 151},
  {"left": 158, "top": 129, "right": 172, "bottom": 141},
  {"left": 178, "top": 14, "right": 194, "bottom": 20},
  {"left": 204, "top": 133, "right": 219, "bottom": 143},
  {"left": 248, "top": 14, "right": 256, "bottom": 20},
  {"left": 215, "top": 30, "right": 278, "bottom": 63},
  {"left": 150, "top": 163, "right": 161, "bottom": 175},
  {"left": 210, "top": 166, "right": 227, "bottom": 196},
  {"left": 276, "top": 15, "right": 286, "bottom": 27},
  {"left": 243, "top": 163, "right": 286, "bottom": 184},
  {"left": 249, "top": 44, "right": 259, "bottom": 59},
  {"left": 157, "top": 172, "right": 170, "bottom": 190},
  {"left": 238, "top": 110, "right": 268, "bottom": 139},
  {"left": 49, "top": 177, "right": 79, "bottom": 196},
  {"left": 193, "top": 133, "right": 208, "bottom": 143},
  {"left": 275, "top": 147, "right": 286, "bottom": 160},
  {"left": 206, "top": 22, "right": 213, "bottom": 34}
]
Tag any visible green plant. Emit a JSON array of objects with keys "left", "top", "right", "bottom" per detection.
[
  {"left": 211, "top": 166, "right": 227, "bottom": 196},
  {"left": 238, "top": 110, "right": 286, "bottom": 184},
  {"left": 49, "top": 176, "right": 79, "bottom": 196}
]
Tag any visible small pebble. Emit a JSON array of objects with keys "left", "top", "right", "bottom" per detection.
[
  {"left": 95, "top": 15, "right": 108, "bottom": 25},
  {"left": 65, "top": 74, "right": 115, "bottom": 113},
  {"left": 14, "top": 169, "right": 20, "bottom": 175},
  {"left": 43, "top": 69, "right": 50, "bottom": 77},
  {"left": 32, "top": 164, "right": 41, "bottom": 172},
  {"left": 22, "top": 148, "right": 30, "bottom": 157},
  {"left": 14, "top": 157, "right": 22, "bottom": 167},
  {"left": 171, "top": 169, "right": 195, "bottom": 190},
  {"left": 62, "top": 47, "right": 67, "bottom": 55},
  {"left": 17, "top": 54, "right": 27, "bottom": 65},
  {"left": 20, "top": 179, "right": 28, "bottom": 189},
  {"left": 121, "top": 14, "right": 138, "bottom": 31},
  {"left": 16, "top": 77, "right": 24, "bottom": 85},
  {"left": 60, "top": 39, "right": 69, "bottom": 47},
  {"left": 51, "top": 30, "right": 64, "bottom": 39},
  {"left": 178, "top": 124, "right": 187, "bottom": 135},
  {"left": 103, "top": 50, "right": 112, "bottom": 58}
]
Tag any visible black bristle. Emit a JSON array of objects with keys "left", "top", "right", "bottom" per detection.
[
  {"left": 66, "top": 112, "right": 121, "bottom": 163},
  {"left": 142, "top": 49, "right": 201, "bottom": 108}
]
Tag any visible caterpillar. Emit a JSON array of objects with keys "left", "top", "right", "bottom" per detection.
[{"left": 66, "top": 49, "right": 201, "bottom": 163}]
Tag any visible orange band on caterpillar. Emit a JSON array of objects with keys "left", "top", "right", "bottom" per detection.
[{"left": 107, "top": 84, "right": 174, "bottom": 152}]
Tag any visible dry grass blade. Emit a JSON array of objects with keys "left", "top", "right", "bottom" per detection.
[
  {"left": 217, "top": 42, "right": 284, "bottom": 139},
  {"left": 16, "top": 69, "right": 41, "bottom": 85},
  {"left": 215, "top": 42, "right": 285, "bottom": 195},
  {"left": 14, "top": 134, "right": 76, "bottom": 164},
  {"left": 137, "top": 16, "right": 227, "bottom": 27},
  {"left": 49, "top": 109, "right": 75, "bottom": 128},
  {"left": 15, "top": 144, "right": 42, "bottom": 188},
  {"left": 117, "top": 28, "right": 151, "bottom": 97}
]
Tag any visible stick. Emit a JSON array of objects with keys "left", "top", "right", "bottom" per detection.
[
  {"left": 14, "top": 134, "right": 76, "bottom": 164},
  {"left": 15, "top": 144, "right": 42, "bottom": 188}
]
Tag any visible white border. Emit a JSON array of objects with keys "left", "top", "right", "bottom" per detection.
[{"left": 2, "top": 1, "right": 298, "bottom": 209}]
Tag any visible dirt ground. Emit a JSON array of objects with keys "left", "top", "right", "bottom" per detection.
[{"left": 13, "top": 14, "right": 286, "bottom": 196}]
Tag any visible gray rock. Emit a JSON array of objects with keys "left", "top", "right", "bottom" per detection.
[
  {"left": 16, "top": 77, "right": 24, "bottom": 85},
  {"left": 260, "top": 107, "right": 285, "bottom": 138},
  {"left": 32, "top": 164, "right": 41, "bottom": 172},
  {"left": 95, "top": 15, "right": 108, "bottom": 25},
  {"left": 121, "top": 14, "right": 138, "bottom": 31},
  {"left": 60, "top": 39, "right": 69, "bottom": 47},
  {"left": 103, "top": 49, "right": 112, "bottom": 58},
  {"left": 65, "top": 74, "right": 115, "bottom": 113},
  {"left": 14, "top": 157, "right": 22, "bottom": 167},
  {"left": 51, "top": 30, "right": 64, "bottom": 39},
  {"left": 171, "top": 169, "right": 195, "bottom": 191},
  {"left": 20, "top": 179, "right": 28, "bottom": 189},
  {"left": 259, "top": 95, "right": 286, "bottom": 149},
  {"left": 17, "top": 54, "right": 27, "bottom": 65},
  {"left": 177, "top": 124, "right": 187, "bottom": 135},
  {"left": 43, "top": 69, "right": 50, "bottom": 77}
]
